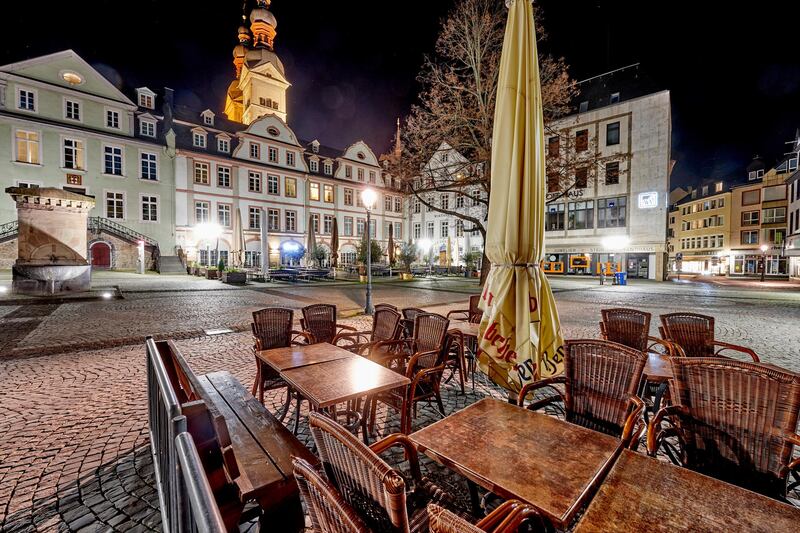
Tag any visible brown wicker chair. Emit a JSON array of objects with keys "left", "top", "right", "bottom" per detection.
[
  {"left": 659, "top": 312, "right": 759, "bottom": 361},
  {"left": 292, "top": 456, "right": 370, "bottom": 533},
  {"left": 427, "top": 501, "right": 544, "bottom": 533},
  {"left": 368, "top": 313, "right": 451, "bottom": 435},
  {"left": 308, "top": 412, "right": 464, "bottom": 532},
  {"left": 375, "top": 303, "right": 399, "bottom": 313},
  {"left": 599, "top": 308, "right": 675, "bottom": 355},
  {"left": 250, "top": 307, "right": 311, "bottom": 420},
  {"left": 446, "top": 294, "right": 482, "bottom": 324},
  {"left": 301, "top": 303, "right": 357, "bottom": 344},
  {"left": 517, "top": 339, "right": 646, "bottom": 449},
  {"left": 647, "top": 357, "right": 800, "bottom": 500},
  {"left": 400, "top": 307, "right": 426, "bottom": 338},
  {"left": 332, "top": 307, "right": 402, "bottom": 356}
]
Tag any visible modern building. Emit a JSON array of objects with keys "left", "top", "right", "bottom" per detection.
[{"left": 667, "top": 180, "right": 732, "bottom": 275}]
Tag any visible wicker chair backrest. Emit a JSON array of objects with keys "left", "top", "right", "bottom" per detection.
[
  {"left": 251, "top": 307, "right": 293, "bottom": 350},
  {"left": 660, "top": 312, "right": 715, "bottom": 357},
  {"left": 600, "top": 308, "right": 651, "bottom": 352},
  {"left": 372, "top": 308, "right": 401, "bottom": 343},
  {"left": 413, "top": 313, "right": 450, "bottom": 368},
  {"left": 303, "top": 304, "right": 338, "bottom": 344}
]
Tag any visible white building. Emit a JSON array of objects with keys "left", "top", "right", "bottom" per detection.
[{"left": 787, "top": 169, "right": 800, "bottom": 278}]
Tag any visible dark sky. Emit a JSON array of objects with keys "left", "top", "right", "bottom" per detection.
[{"left": 3, "top": 1, "right": 800, "bottom": 188}]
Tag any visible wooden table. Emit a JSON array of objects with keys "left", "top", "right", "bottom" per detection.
[
  {"left": 573, "top": 449, "right": 800, "bottom": 532},
  {"left": 449, "top": 321, "right": 481, "bottom": 340},
  {"left": 409, "top": 398, "right": 623, "bottom": 529},
  {"left": 257, "top": 342, "right": 355, "bottom": 373},
  {"left": 196, "top": 371, "right": 318, "bottom": 531},
  {"left": 644, "top": 352, "right": 672, "bottom": 382}
]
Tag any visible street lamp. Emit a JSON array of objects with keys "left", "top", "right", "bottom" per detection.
[
  {"left": 361, "top": 188, "right": 378, "bottom": 315},
  {"left": 194, "top": 222, "right": 222, "bottom": 266},
  {"left": 418, "top": 238, "right": 432, "bottom": 276},
  {"left": 760, "top": 244, "right": 769, "bottom": 282}
]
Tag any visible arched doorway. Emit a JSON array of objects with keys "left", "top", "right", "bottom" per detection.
[{"left": 90, "top": 242, "right": 112, "bottom": 268}]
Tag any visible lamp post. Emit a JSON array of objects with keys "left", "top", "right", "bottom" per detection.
[
  {"left": 760, "top": 244, "right": 769, "bottom": 282},
  {"left": 361, "top": 188, "right": 378, "bottom": 315}
]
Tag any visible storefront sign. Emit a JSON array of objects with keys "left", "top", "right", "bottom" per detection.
[
  {"left": 637, "top": 191, "right": 658, "bottom": 209},
  {"left": 546, "top": 189, "right": 584, "bottom": 202},
  {"left": 66, "top": 174, "right": 82, "bottom": 186},
  {"left": 549, "top": 245, "right": 658, "bottom": 254}
]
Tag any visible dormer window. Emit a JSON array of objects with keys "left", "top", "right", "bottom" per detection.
[
  {"left": 217, "top": 136, "right": 230, "bottom": 153},
  {"left": 610, "top": 92, "right": 620, "bottom": 104},
  {"left": 324, "top": 161, "right": 333, "bottom": 175},
  {"left": 715, "top": 182, "right": 723, "bottom": 193},
  {"left": 748, "top": 169, "right": 764, "bottom": 181},
  {"left": 702, "top": 186, "right": 708, "bottom": 196},
  {"left": 139, "top": 118, "right": 156, "bottom": 137},
  {"left": 311, "top": 140, "right": 320, "bottom": 154},
  {"left": 789, "top": 157, "right": 798, "bottom": 172},
  {"left": 136, "top": 88, "right": 156, "bottom": 109},
  {"left": 578, "top": 101, "right": 589, "bottom": 113},
  {"left": 193, "top": 131, "right": 207, "bottom": 149},
  {"left": 310, "top": 159, "right": 319, "bottom": 173},
  {"left": 201, "top": 110, "right": 215, "bottom": 127}
]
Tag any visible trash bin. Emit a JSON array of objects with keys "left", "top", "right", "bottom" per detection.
[{"left": 615, "top": 272, "right": 627, "bottom": 286}]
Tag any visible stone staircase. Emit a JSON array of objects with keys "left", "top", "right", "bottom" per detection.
[{"left": 157, "top": 255, "right": 187, "bottom": 275}]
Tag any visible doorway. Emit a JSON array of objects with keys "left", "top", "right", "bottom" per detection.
[
  {"left": 627, "top": 254, "right": 649, "bottom": 279},
  {"left": 90, "top": 242, "right": 112, "bottom": 268}
]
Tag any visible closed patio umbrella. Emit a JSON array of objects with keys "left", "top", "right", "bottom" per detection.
[
  {"left": 331, "top": 217, "right": 339, "bottom": 269},
  {"left": 445, "top": 236, "right": 452, "bottom": 270},
  {"left": 388, "top": 223, "right": 395, "bottom": 266},
  {"left": 231, "top": 207, "right": 246, "bottom": 268},
  {"left": 477, "top": 0, "right": 564, "bottom": 392},
  {"left": 307, "top": 214, "right": 317, "bottom": 267}
]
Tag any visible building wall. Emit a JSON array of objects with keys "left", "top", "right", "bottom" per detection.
[{"left": 667, "top": 188, "right": 732, "bottom": 274}]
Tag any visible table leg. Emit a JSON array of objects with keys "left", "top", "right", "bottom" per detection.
[{"left": 467, "top": 479, "right": 481, "bottom": 516}]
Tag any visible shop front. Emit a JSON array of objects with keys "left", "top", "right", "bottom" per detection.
[
  {"left": 730, "top": 250, "right": 788, "bottom": 277},
  {"left": 544, "top": 244, "right": 664, "bottom": 280}
]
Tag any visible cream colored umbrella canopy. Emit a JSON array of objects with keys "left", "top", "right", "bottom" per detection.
[
  {"left": 231, "top": 207, "right": 246, "bottom": 268},
  {"left": 477, "top": 0, "right": 564, "bottom": 393}
]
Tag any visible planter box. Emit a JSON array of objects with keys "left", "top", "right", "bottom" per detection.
[
  {"left": 222, "top": 271, "right": 247, "bottom": 285},
  {"left": 206, "top": 269, "right": 219, "bottom": 280},
  {"left": 400, "top": 272, "right": 413, "bottom": 281}
]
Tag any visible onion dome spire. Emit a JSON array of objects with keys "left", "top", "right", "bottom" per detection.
[
  {"left": 250, "top": 0, "right": 277, "bottom": 50},
  {"left": 232, "top": 15, "right": 252, "bottom": 78}
]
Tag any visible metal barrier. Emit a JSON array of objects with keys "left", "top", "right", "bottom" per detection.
[
  {"left": 175, "top": 432, "right": 227, "bottom": 533},
  {"left": 146, "top": 336, "right": 187, "bottom": 533}
]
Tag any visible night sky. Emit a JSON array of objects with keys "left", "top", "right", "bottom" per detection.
[{"left": 3, "top": 0, "right": 800, "bottom": 188}]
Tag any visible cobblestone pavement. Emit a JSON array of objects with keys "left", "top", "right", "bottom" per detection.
[{"left": 1, "top": 275, "right": 800, "bottom": 531}]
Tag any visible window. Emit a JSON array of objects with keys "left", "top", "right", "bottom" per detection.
[
  {"left": 310, "top": 182, "right": 320, "bottom": 201},
  {"left": 605, "top": 162, "right": 619, "bottom": 185},
  {"left": 441, "top": 152, "right": 449, "bottom": 163},
  {"left": 748, "top": 169, "right": 764, "bottom": 181},
  {"left": 311, "top": 214, "right": 320, "bottom": 233},
  {"left": 203, "top": 114, "right": 213, "bottom": 126},
  {"left": 413, "top": 223, "right": 421, "bottom": 239},
  {"left": 139, "top": 93, "right": 154, "bottom": 108},
  {"left": 323, "top": 184, "right": 334, "bottom": 203},
  {"left": 741, "top": 189, "right": 760, "bottom": 205},
  {"left": 218, "top": 204, "right": 231, "bottom": 227},
  {"left": 63, "top": 138, "right": 85, "bottom": 170},
  {"left": 597, "top": 196, "right": 626, "bottom": 228},
  {"left": 578, "top": 101, "right": 588, "bottom": 113},
  {"left": 106, "top": 109, "right": 120, "bottom": 129},
  {"left": 715, "top": 182, "right": 723, "bottom": 193},
  {"left": 742, "top": 211, "right": 759, "bottom": 226},
  {"left": 344, "top": 188, "right": 353, "bottom": 206},
  {"left": 106, "top": 192, "right": 124, "bottom": 219},
  {"left": 762, "top": 207, "right": 786, "bottom": 224},
  {"left": 606, "top": 122, "right": 620, "bottom": 146},
  {"left": 413, "top": 198, "right": 421, "bottom": 213},
  {"left": 472, "top": 192, "right": 482, "bottom": 206},
  {"left": 568, "top": 200, "right": 594, "bottom": 230},
  {"left": 15, "top": 130, "right": 39, "bottom": 164},
  {"left": 575, "top": 129, "right": 588, "bottom": 152},
  {"left": 324, "top": 162, "right": 333, "bottom": 175},
  {"left": 741, "top": 230, "right": 758, "bottom": 244},
  {"left": 250, "top": 142, "right": 260, "bottom": 159},
  {"left": 217, "top": 137, "right": 230, "bottom": 153},
  {"left": 268, "top": 209, "right": 280, "bottom": 231},
  {"left": 196, "top": 201, "right": 210, "bottom": 223},
  {"left": 385, "top": 195, "right": 392, "bottom": 211},
  {"left": 345, "top": 165, "right": 352, "bottom": 178},
  {"left": 248, "top": 171, "right": 262, "bottom": 193},
  {"left": 104, "top": 145, "right": 123, "bottom": 176},
  {"left": 18, "top": 88, "right": 35, "bottom": 111},
  {"left": 357, "top": 193, "right": 364, "bottom": 208},
  {"left": 548, "top": 136, "right": 560, "bottom": 157},
  {"left": 285, "top": 211, "right": 297, "bottom": 232},
  {"left": 546, "top": 203, "right": 565, "bottom": 231},
  {"left": 454, "top": 220, "right": 464, "bottom": 237},
  {"left": 547, "top": 172, "right": 560, "bottom": 193},
  {"left": 249, "top": 207, "right": 261, "bottom": 229},
  {"left": 441, "top": 194, "right": 450, "bottom": 210},
  {"left": 310, "top": 159, "right": 319, "bottom": 172},
  {"left": 395, "top": 197, "right": 402, "bottom": 213},
  {"left": 369, "top": 219, "right": 376, "bottom": 238},
  {"left": 357, "top": 168, "right": 365, "bottom": 182},
  {"left": 141, "top": 195, "right": 158, "bottom": 222},
  {"left": 193, "top": 132, "right": 206, "bottom": 148},
  {"left": 763, "top": 185, "right": 786, "bottom": 202},
  {"left": 65, "top": 99, "right": 80, "bottom": 121},
  {"left": 718, "top": 197, "right": 725, "bottom": 208},
  {"left": 610, "top": 92, "right": 620, "bottom": 104},
  {"left": 194, "top": 162, "right": 210, "bottom": 184},
  {"left": 790, "top": 158, "right": 799, "bottom": 172},
  {"left": 575, "top": 167, "right": 588, "bottom": 189},
  {"left": 139, "top": 119, "right": 155, "bottom": 137},
  {"left": 268, "top": 146, "right": 278, "bottom": 163},
  {"left": 769, "top": 228, "right": 785, "bottom": 244},
  {"left": 285, "top": 177, "right": 297, "bottom": 197},
  {"left": 286, "top": 151, "right": 295, "bottom": 166},
  {"left": 394, "top": 222, "right": 402, "bottom": 239},
  {"left": 323, "top": 215, "right": 333, "bottom": 234},
  {"left": 267, "top": 175, "right": 279, "bottom": 195},
  {"left": 344, "top": 216, "right": 353, "bottom": 236},
  {"left": 216, "top": 166, "right": 231, "bottom": 188},
  {"left": 140, "top": 152, "right": 157, "bottom": 181},
  {"left": 440, "top": 221, "right": 449, "bottom": 238},
  {"left": 427, "top": 222, "right": 435, "bottom": 238},
  {"left": 369, "top": 171, "right": 376, "bottom": 184},
  {"left": 356, "top": 219, "right": 366, "bottom": 237}
]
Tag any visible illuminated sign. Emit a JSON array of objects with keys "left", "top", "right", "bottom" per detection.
[
  {"left": 638, "top": 191, "right": 658, "bottom": 209},
  {"left": 66, "top": 174, "right": 82, "bottom": 186}
]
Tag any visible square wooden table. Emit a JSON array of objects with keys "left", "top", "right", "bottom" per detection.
[
  {"left": 257, "top": 342, "right": 355, "bottom": 373},
  {"left": 449, "top": 321, "right": 481, "bottom": 340},
  {"left": 573, "top": 449, "right": 800, "bottom": 532},
  {"left": 409, "top": 398, "right": 623, "bottom": 529}
]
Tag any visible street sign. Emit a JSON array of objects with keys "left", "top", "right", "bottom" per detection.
[{"left": 676, "top": 252, "right": 683, "bottom": 260}]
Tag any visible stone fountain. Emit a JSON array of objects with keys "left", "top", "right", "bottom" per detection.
[{"left": 6, "top": 187, "right": 95, "bottom": 296}]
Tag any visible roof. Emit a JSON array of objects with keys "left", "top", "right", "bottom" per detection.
[{"left": 572, "top": 63, "right": 663, "bottom": 114}]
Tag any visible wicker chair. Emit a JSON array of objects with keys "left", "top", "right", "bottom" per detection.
[
  {"left": 427, "top": 502, "right": 543, "bottom": 533},
  {"left": 375, "top": 303, "right": 399, "bottom": 313},
  {"left": 292, "top": 456, "right": 370, "bottom": 533},
  {"left": 659, "top": 312, "right": 759, "bottom": 361},
  {"left": 250, "top": 307, "right": 311, "bottom": 420},
  {"left": 599, "top": 308, "right": 675, "bottom": 355},
  {"left": 446, "top": 294, "right": 482, "bottom": 324},
  {"left": 400, "top": 307, "right": 426, "bottom": 338},
  {"left": 517, "top": 339, "right": 647, "bottom": 449},
  {"left": 301, "top": 303, "right": 357, "bottom": 344},
  {"left": 308, "top": 412, "right": 464, "bottom": 532},
  {"left": 332, "top": 307, "right": 402, "bottom": 356},
  {"left": 647, "top": 357, "right": 800, "bottom": 500},
  {"left": 368, "top": 313, "right": 451, "bottom": 434}
]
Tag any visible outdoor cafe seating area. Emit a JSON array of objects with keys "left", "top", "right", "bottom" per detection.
[{"left": 146, "top": 297, "right": 800, "bottom": 532}]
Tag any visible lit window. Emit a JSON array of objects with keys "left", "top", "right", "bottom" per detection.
[
  {"left": 15, "top": 130, "right": 40, "bottom": 164},
  {"left": 310, "top": 182, "right": 320, "bottom": 201},
  {"left": 323, "top": 184, "right": 334, "bottom": 203},
  {"left": 139, "top": 93, "right": 154, "bottom": 108},
  {"left": 344, "top": 188, "right": 353, "bottom": 205},
  {"left": 194, "top": 162, "right": 210, "bottom": 184},
  {"left": 285, "top": 177, "right": 297, "bottom": 197}
]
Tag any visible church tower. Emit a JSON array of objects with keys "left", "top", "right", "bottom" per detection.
[{"left": 224, "top": 0, "right": 290, "bottom": 125}]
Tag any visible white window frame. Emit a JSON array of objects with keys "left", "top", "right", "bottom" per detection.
[
  {"left": 217, "top": 136, "right": 230, "bottom": 153},
  {"left": 267, "top": 174, "right": 279, "bottom": 195},
  {"left": 63, "top": 97, "right": 82, "bottom": 122},
  {"left": 139, "top": 118, "right": 156, "bottom": 137},
  {"left": 16, "top": 86, "right": 37, "bottom": 113},
  {"left": 194, "top": 161, "right": 210, "bottom": 185},
  {"left": 250, "top": 142, "right": 260, "bottom": 159},
  {"left": 195, "top": 201, "right": 211, "bottom": 224},
  {"left": 61, "top": 135, "right": 86, "bottom": 171},
  {"left": 248, "top": 171, "right": 262, "bottom": 193},
  {"left": 139, "top": 150, "right": 158, "bottom": 181},
  {"left": 268, "top": 146, "right": 278, "bottom": 163},
  {"left": 217, "top": 165, "right": 231, "bottom": 188},
  {"left": 217, "top": 203, "right": 232, "bottom": 227},
  {"left": 105, "top": 190, "right": 126, "bottom": 220},
  {"left": 137, "top": 89, "right": 155, "bottom": 109},
  {"left": 324, "top": 161, "right": 333, "bottom": 175},
  {"left": 310, "top": 159, "right": 319, "bottom": 172},
  {"left": 102, "top": 143, "right": 125, "bottom": 177},
  {"left": 13, "top": 128, "right": 42, "bottom": 166},
  {"left": 286, "top": 151, "right": 295, "bottom": 167},
  {"left": 139, "top": 193, "right": 159, "bottom": 223},
  {"left": 105, "top": 107, "right": 121, "bottom": 130},
  {"left": 193, "top": 131, "right": 207, "bottom": 148}
]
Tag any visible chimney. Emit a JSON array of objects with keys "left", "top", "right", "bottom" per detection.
[{"left": 162, "top": 87, "right": 175, "bottom": 132}]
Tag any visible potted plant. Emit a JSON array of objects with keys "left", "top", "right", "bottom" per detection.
[
  {"left": 398, "top": 242, "right": 417, "bottom": 281},
  {"left": 462, "top": 251, "right": 480, "bottom": 278},
  {"left": 309, "top": 245, "right": 328, "bottom": 269},
  {"left": 356, "top": 239, "right": 383, "bottom": 283},
  {"left": 221, "top": 267, "right": 247, "bottom": 285}
]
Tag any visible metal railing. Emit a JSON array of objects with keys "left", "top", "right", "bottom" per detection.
[
  {"left": 88, "top": 217, "right": 158, "bottom": 247},
  {"left": 146, "top": 336, "right": 187, "bottom": 533},
  {"left": 175, "top": 432, "right": 227, "bottom": 533},
  {"left": 0, "top": 220, "right": 18, "bottom": 242}
]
